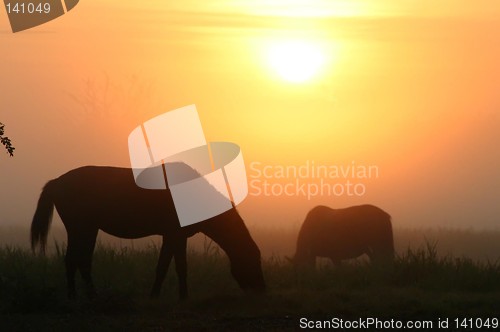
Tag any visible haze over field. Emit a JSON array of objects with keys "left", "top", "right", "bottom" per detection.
[{"left": 0, "top": 1, "right": 499, "bottom": 231}]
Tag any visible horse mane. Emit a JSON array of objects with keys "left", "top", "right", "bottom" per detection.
[{"left": 145, "top": 161, "right": 231, "bottom": 202}]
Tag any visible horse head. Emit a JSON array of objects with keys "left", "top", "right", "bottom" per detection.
[{"left": 199, "top": 209, "right": 266, "bottom": 292}]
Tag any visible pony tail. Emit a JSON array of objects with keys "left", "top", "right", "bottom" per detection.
[
  {"left": 389, "top": 218, "right": 395, "bottom": 253},
  {"left": 379, "top": 215, "right": 395, "bottom": 260},
  {"left": 31, "top": 180, "right": 56, "bottom": 254}
]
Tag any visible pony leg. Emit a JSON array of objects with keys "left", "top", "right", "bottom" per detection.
[
  {"left": 173, "top": 237, "right": 188, "bottom": 300},
  {"left": 150, "top": 237, "right": 174, "bottom": 298},
  {"left": 368, "top": 246, "right": 393, "bottom": 264},
  {"left": 330, "top": 257, "right": 342, "bottom": 267}
]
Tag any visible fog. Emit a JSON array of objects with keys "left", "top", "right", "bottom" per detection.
[{"left": 1, "top": 3, "right": 499, "bottom": 233}]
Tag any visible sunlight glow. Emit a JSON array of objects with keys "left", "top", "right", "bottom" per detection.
[
  {"left": 267, "top": 40, "right": 325, "bottom": 83},
  {"left": 240, "top": 0, "right": 368, "bottom": 17}
]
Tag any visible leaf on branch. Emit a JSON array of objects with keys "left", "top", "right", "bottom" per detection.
[{"left": 0, "top": 122, "right": 15, "bottom": 157}]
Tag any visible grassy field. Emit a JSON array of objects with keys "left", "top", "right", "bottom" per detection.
[
  {"left": 2, "top": 224, "right": 500, "bottom": 261},
  {"left": 0, "top": 227, "right": 500, "bottom": 331}
]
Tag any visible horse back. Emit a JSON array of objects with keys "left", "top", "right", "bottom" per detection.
[{"left": 48, "top": 166, "right": 183, "bottom": 238}]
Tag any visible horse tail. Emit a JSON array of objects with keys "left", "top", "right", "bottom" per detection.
[
  {"left": 293, "top": 207, "right": 320, "bottom": 266},
  {"left": 31, "top": 179, "right": 57, "bottom": 254},
  {"left": 377, "top": 213, "right": 395, "bottom": 260},
  {"left": 384, "top": 215, "right": 395, "bottom": 257}
]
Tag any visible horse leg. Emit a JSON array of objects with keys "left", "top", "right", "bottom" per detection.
[
  {"left": 66, "top": 227, "right": 98, "bottom": 298},
  {"left": 150, "top": 236, "right": 174, "bottom": 298},
  {"left": 65, "top": 239, "right": 78, "bottom": 299},
  {"left": 77, "top": 228, "right": 98, "bottom": 298},
  {"left": 173, "top": 237, "right": 188, "bottom": 300}
]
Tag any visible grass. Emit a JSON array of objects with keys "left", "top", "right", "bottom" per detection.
[{"left": 0, "top": 238, "right": 499, "bottom": 331}]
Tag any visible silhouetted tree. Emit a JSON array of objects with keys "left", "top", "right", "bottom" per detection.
[{"left": 0, "top": 122, "right": 15, "bottom": 157}]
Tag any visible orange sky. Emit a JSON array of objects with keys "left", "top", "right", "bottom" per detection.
[{"left": 0, "top": 1, "right": 499, "bottom": 230}]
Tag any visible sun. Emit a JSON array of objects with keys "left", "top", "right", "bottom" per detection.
[{"left": 267, "top": 40, "right": 325, "bottom": 83}]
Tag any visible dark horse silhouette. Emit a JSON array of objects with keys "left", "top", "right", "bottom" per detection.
[
  {"left": 31, "top": 164, "right": 265, "bottom": 299},
  {"left": 293, "top": 205, "right": 394, "bottom": 267}
]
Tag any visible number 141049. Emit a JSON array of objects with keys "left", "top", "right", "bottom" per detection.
[
  {"left": 454, "top": 318, "right": 499, "bottom": 329},
  {"left": 5, "top": 2, "right": 51, "bottom": 14}
]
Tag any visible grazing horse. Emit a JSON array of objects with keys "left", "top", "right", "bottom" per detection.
[
  {"left": 293, "top": 205, "right": 394, "bottom": 267},
  {"left": 31, "top": 164, "right": 265, "bottom": 299}
]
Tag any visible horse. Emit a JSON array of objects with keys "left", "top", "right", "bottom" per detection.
[
  {"left": 31, "top": 163, "right": 266, "bottom": 299},
  {"left": 293, "top": 205, "right": 394, "bottom": 267}
]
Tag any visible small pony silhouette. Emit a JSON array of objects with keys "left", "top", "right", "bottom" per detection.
[{"left": 293, "top": 205, "right": 394, "bottom": 267}]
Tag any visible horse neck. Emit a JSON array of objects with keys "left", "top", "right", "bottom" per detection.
[{"left": 201, "top": 210, "right": 256, "bottom": 260}]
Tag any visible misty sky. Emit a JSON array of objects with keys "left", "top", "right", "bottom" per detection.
[{"left": 0, "top": 1, "right": 499, "bottom": 231}]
